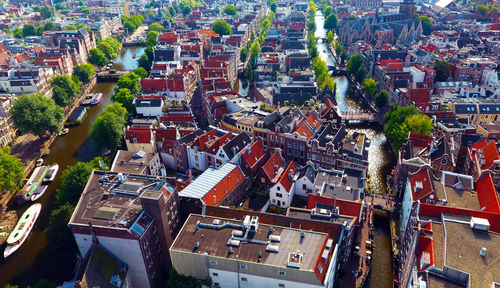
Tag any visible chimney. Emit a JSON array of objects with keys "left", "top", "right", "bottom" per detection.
[{"left": 189, "top": 169, "right": 193, "bottom": 182}]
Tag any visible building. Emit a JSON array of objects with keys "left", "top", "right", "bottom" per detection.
[
  {"left": 170, "top": 214, "right": 341, "bottom": 288},
  {"left": 0, "top": 67, "right": 54, "bottom": 97},
  {"left": 111, "top": 150, "right": 162, "bottom": 176},
  {"left": 269, "top": 161, "right": 298, "bottom": 208},
  {"left": 69, "top": 171, "right": 181, "bottom": 288}
]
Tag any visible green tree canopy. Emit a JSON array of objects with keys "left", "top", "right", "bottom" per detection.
[
  {"left": 362, "top": 78, "right": 377, "bottom": 99},
  {"left": 97, "top": 41, "right": 116, "bottom": 60},
  {"left": 34, "top": 279, "right": 57, "bottom": 288},
  {"left": 91, "top": 103, "right": 128, "bottom": 152},
  {"left": 51, "top": 74, "right": 80, "bottom": 106},
  {"left": 52, "top": 86, "right": 71, "bottom": 107},
  {"left": 223, "top": 5, "right": 238, "bottom": 15},
  {"left": 476, "top": 4, "right": 490, "bottom": 16},
  {"left": 147, "top": 30, "right": 159, "bottom": 46},
  {"left": 116, "top": 72, "right": 141, "bottom": 95},
  {"left": 134, "top": 67, "right": 148, "bottom": 78},
  {"left": 0, "top": 146, "right": 24, "bottom": 194},
  {"left": 323, "top": 13, "right": 338, "bottom": 30},
  {"left": 182, "top": 5, "right": 192, "bottom": 17},
  {"left": 73, "top": 63, "right": 96, "bottom": 83},
  {"left": 419, "top": 15, "right": 433, "bottom": 35},
  {"left": 375, "top": 89, "right": 389, "bottom": 109},
  {"left": 346, "top": 53, "right": 366, "bottom": 82},
  {"left": 22, "top": 24, "right": 37, "bottom": 37},
  {"left": 384, "top": 105, "right": 433, "bottom": 150},
  {"left": 88, "top": 48, "right": 108, "bottom": 67},
  {"left": 138, "top": 54, "right": 152, "bottom": 71},
  {"left": 327, "top": 30, "right": 334, "bottom": 43},
  {"left": 212, "top": 20, "right": 231, "bottom": 36},
  {"left": 112, "top": 88, "right": 136, "bottom": 114},
  {"left": 10, "top": 94, "right": 64, "bottom": 137},
  {"left": 102, "top": 37, "right": 121, "bottom": 54},
  {"left": 149, "top": 22, "right": 164, "bottom": 32},
  {"left": 324, "top": 6, "right": 332, "bottom": 17},
  {"left": 45, "top": 204, "right": 77, "bottom": 252},
  {"left": 39, "top": 5, "right": 55, "bottom": 19},
  {"left": 433, "top": 60, "right": 451, "bottom": 82}
]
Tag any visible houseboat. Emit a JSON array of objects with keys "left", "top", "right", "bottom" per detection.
[
  {"left": 31, "top": 185, "right": 48, "bottom": 202},
  {"left": 0, "top": 211, "right": 18, "bottom": 247},
  {"left": 15, "top": 166, "right": 48, "bottom": 203},
  {"left": 81, "top": 93, "right": 95, "bottom": 105},
  {"left": 65, "top": 106, "right": 87, "bottom": 126},
  {"left": 90, "top": 93, "right": 103, "bottom": 105},
  {"left": 4, "top": 203, "right": 42, "bottom": 258}
]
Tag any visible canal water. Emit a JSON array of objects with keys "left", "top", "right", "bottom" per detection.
[
  {"left": 0, "top": 46, "right": 144, "bottom": 287},
  {"left": 314, "top": 10, "right": 394, "bottom": 287}
]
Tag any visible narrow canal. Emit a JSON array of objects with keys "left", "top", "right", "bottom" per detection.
[
  {"left": 314, "top": 10, "right": 395, "bottom": 287},
  {"left": 0, "top": 46, "right": 144, "bottom": 287}
]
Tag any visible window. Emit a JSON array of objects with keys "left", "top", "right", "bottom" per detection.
[
  {"left": 277, "top": 186, "right": 280, "bottom": 191},
  {"left": 317, "top": 263, "right": 324, "bottom": 274},
  {"left": 441, "top": 159, "right": 446, "bottom": 165},
  {"left": 214, "top": 283, "right": 220, "bottom": 287},
  {"left": 278, "top": 271, "right": 286, "bottom": 276},
  {"left": 279, "top": 284, "right": 285, "bottom": 288},
  {"left": 276, "top": 193, "right": 283, "bottom": 198},
  {"left": 261, "top": 177, "right": 266, "bottom": 183},
  {"left": 212, "top": 272, "right": 219, "bottom": 277},
  {"left": 302, "top": 184, "right": 307, "bottom": 190},
  {"left": 210, "top": 260, "right": 218, "bottom": 265},
  {"left": 241, "top": 277, "right": 248, "bottom": 282},
  {"left": 240, "top": 264, "right": 247, "bottom": 270}
]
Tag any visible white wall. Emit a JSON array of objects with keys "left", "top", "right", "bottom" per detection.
[
  {"left": 73, "top": 233, "right": 151, "bottom": 288},
  {"left": 187, "top": 147, "right": 207, "bottom": 171},
  {"left": 161, "top": 152, "right": 176, "bottom": 170},
  {"left": 208, "top": 268, "right": 325, "bottom": 288},
  {"left": 400, "top": 181, "right": 412, "bottom": 240},
  {"left": 135, "top": 106, "right": 162, "bottom": 120},
  {"left": 270, "top": 183, "right": 290, "bottom": 208},
  {"left": 294, "top": 176, "right": 314, "bottom": 198}
]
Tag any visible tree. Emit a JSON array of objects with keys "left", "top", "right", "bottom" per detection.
[
  {"left": 147, "top": 30, "right": 159, "bottom": 46},
  {"left": 112, "top": 88, "right": 135, "bottom": 113},
  {"left": 52, "top": 86, "right": 71, "bottom": 107},
  {"left": 384, "top": 105, "right": 433, "bottom": 150},
  {"left": 362, "top": 78, "right": 377, "bottom": 99},
  {"left": 167, "top": 268, "right": 211, "bottom": 288},
  {"left": 182, "top": 5, "right": 192, "bottom": 17},
  {"left": 22, "top": 24, "right": 37, "bottom": 37},
  {"left": 39, "top": 5, "right": 55, "bottom": 19},
  {"left": 10, "top": 94, "right": 64, "bottom": 137},
  {"left": 476, "top": 4, "right": 489, "bottom": 16},
  {"left": 346, "top": 53, "right": 366, "bottom": 82},
  {"left": 375, "top": 90, "right": 389, "bottom": 109},
  {"left": 419, "top": 15, "right": 433, "bottom": 35},
  {"left": 52, "top": 74, "right": 80, "bottom": 98},
  {"left": 46, "top": 204, "right": 77, "bottom": 252},
  {"left": 340, "top": 49, "right": 348, "bottom": 64},
  {"left": 324, "top": 6, "right": 332, "bottom": 17},
  {"left": 134, "top": 67, "right": 148, "bottom": 78},
  {"left": 270, "top": 2, "right": 277, "bottom": 12},
  {"left": 103, "top": 37, "right": 121, "bottom": 54},
  {"left": 433, "top": 60, "right": 451, "bottom": 82},
  {"left": 327, "top": 30, "right": 334, "bottom": 43},
  {"left": 13, "top": 27, "right": 23, "bottom": 38},
  {"left": 169, "top": 6, "right": 176, "bottom": 15},
  {"left": 138, "top": 54, "right": 152, "bottom": 71},
  {"left": 149, "top": 22, "right": 164, "bottom": 32},
  {"left": 43, "top": 21, "right": 58, "bottom": 31},
  {"left": 90, "top": 103, "right": 128, "bottom": 152},
  {"left": 323, "top": 13, "right": 338, "bottom": 30},
  {"left": 97, "top": 41, "right": 116, "bottom": 60},
  {"left": 117, "top": 72, "right": 141, "bottom": 95},
  {"left": 223, "top": 5, "right": 238, "bottom": 15},
  {"left": 73, "top": 63, "right": 96, "bottom": 83},
  {"left": 88, "top": 48, "right": 108, "bottom": 67},
  {"left": 0, "top": 147, "right": 24, "bottom": 194},
  {"left": 212, "top": 20, "right": 231, "bottom": 36}
]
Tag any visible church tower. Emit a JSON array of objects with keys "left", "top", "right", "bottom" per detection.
[{"left": 399, "top": 0, "right": 416, "bottom": 20}]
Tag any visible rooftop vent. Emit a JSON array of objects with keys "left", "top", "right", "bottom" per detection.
[
  {"left": 194, "top": 242, "right": 200, "bottom": 249},
  {"left": 480, "top": 247, "right": 487, "bottom": 257},
  {"left": 269, "top": 235, "right": 281, "bottom": 242},
  {"left": 287, "top": 252, "right": 303, "bottom": 268},
  {"left": 232, "top": 230, "right": 243, "bottom": 237},
  {"left": 415, "top": 181, "right": 423, "bottom": 192},
  {"left": 227, "top": 239, "right": 240, "bottom": 247},
  {"left": 250, "top": 216, "right": 259, "bottom": 232},
  {"left": 266, "top": 244, "right": 279, "bottom": 253},
  {"left": 470, "top": 217, "right": 490, "bottom": 231},
  {"left": 228, "top": 246, "right": 234, "bottom": 254}
]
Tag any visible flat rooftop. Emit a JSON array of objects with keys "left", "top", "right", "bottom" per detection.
[
  {"left": 421, "top": 213, "right": 500, "bottom": 288},
  {"left": 111, "top": 150, "right": 157, "bottom": 175},
  {"left": 70, "top": 171, "right": 173, "bottom": 232},
  {"left": 171, "top": 214, "right": 330, "bottom": 271}
]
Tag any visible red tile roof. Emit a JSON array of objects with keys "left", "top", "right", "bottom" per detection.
[
  {"left": 141, "top": 78, "right": 167, "bottom": 92},
  {"left": 410, "top": 88, "right": 430, "bottom": 104},
  {"left": 475, "top": 174, "right": 500, "bottom": 213},
  {"left": 409, "top": 167, "right": 435, "bottom": 201},
  {"left": 241, "top": 140, "right": 265, "bottom": 168},
  {"left": 294, "top": 113, "right": 321, "bottom": 140},
  {"left": 408, "top": 133, "right": 433, "bottom": 148},
  {"left": 166, "top": 78, "right": 185, "bottom": 92},
  {"left": 125, "top": 127, "right": 152, "bottom": 143},
  {"left": 206, "top": 132, "right": 233, "bottom": 154},
  {"left": 469, "top": 139, "right": 500, "bottom": 170},
  {"left": 192, "top": 129, "right": 218, "bottom": 151},
  {"left": 307, "top": 195, "right": 363, "bottom": 220},
  {"left": 277, "top": 161, "right": 297, "bottom": 192},
  {"left": 416, "top": 235, "right": 435, "bottom": 272},
  {"left": 202, "top": 166, "right": 245, "bottom": 206},
  {"left": 262, "top": 152, "right": 284, "bottom": 181}
]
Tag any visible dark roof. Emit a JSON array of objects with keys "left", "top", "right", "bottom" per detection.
[
  {"left": 223, "top": 132, "right": 252, "bottom": 159},
  {"left": 454, "top": 104, "right": 477, "bottom": 114},
  {"left": 135, "top": 99, "right": 162, "bottom": 107}
]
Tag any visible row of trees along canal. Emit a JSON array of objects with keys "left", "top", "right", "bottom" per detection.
[{"left": 0, "top": 16, "right": 156, "bottom": 287}]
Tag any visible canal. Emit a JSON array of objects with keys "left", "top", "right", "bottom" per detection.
[
  {"left": 0, "top": 46, "right": 144, "bottom": 287},
  {"left": 314, "top": 10, "right": 395, "bottom": 287}
]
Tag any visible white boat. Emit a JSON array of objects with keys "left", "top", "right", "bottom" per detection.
[
  {"left": 58, "top": 128, "right": 69, "bottom": 136},
  {"left": 31, "top": 185, "right": 48, "bottom": 202},
  {"left": 4, "top": 203, "right": 42, "bottom": 258},
  {"left": 81, "top": 93, "right": 95, "bottom": 105},
  {"left": 43, "top": 164, "right": 59, "bottom": 184}
]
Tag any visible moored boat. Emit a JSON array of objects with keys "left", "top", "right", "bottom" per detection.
[
  {"left": 81, "top": 94, "right": 95, "bottom": 105},
  {"left": 31, "top": 185, "right": 48, "bottom": 202},
  {"left": 43, "top": 164, "right": 59, "bottom": 184},
  {"left": 90, "top": 93, "right": 103, "bottom": 105},
  {"left": 58, "top": 128, "right": 69, "bottom": 136},
  {"left": 15, "top": 166, "right": 48, "bottom": 204},
  {"left": 0, "top": 211, "right": 18, "bottom": 247},
  {"left": 132, "top": 54, "right": 136, "bottom": 59},
  {"left": 4, "top": 203, "right": 42, "bottom": 258},
  {"left": 65, "top": 106, "right": 87, "bottom": 126}
]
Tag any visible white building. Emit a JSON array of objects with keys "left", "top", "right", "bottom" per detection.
[{"left": 269, "top": 161, "right": 298, "bottom": 208}]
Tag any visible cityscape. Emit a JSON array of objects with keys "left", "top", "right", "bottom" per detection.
[{"left": 0, "top": 0, "right": 498, "bottom": 287}]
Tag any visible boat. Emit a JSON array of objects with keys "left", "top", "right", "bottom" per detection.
[
  {"left": 81, "top": 93, "right": 95, "bottom": 105},
  {"left": 15, "top": 166, "right": 48, "bottom": 204},
  {"left": 43, "top": 164, "right": 59, "bottom": 184},
  {"left": 58, "top": 128, "right": 69, "bottom": 136},
  {"left": 36, "top": 158, "right": 43, "bottom": 167},
  {"left": 65, "top": 106, "right": 88, "bottom": 126},
  {"left": 0, "top": 211, "right": 18, "bottom": 247},
  {"left": 31, "top": 185, "right": 48, "bottom": 202},
  {"left": 4, "top": 203, "right": 42, "bottom": 258},
  {"left": 90, "top": 93, "right": 103, "bottom": 105},
  {"left": 132, "top": 54, "right": 136, "bottom": 59}
]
